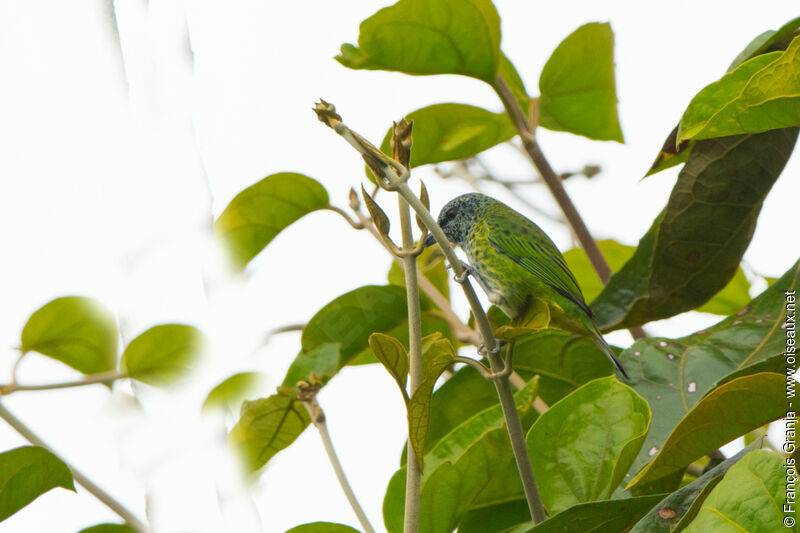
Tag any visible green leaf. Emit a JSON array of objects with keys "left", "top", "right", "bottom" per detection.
[
  {"left": 77, "top": 525, "right": 138, "bottom": 533},
  {"left": 228, "top": 391, "right": 310, "bottom": 472},
  {"left": 0, "top": 446, "right": 75, "bottom": 522},
  {"left": 20, "top": 296, "right": 117, "bottom": 375},
  {"left": 511, "top": 495, "right": 666, "bottom": 533},
  {"left": 617, "top": 260, "right": 798, "bottom": 480},
  {"left": 592, "top": 128, "right": 798, "bottom": 331},
  {"left": 683, "top": 450, "right": 783, "bottom": 533},
  {"left": 694, "top": 267, "right": 751, "bottom": 315},
  {"left": 728, "top": 16, "right": 800, "bottom": 71},
  {"left": 384, "top": 377, "right": 540, "bottom": 532},
  {"left": 282, "top": 343, "right": 340, "bottom": 387},
  {"left": 121, "top": 324, "right": 205, "bottom": 386},
  {"left": 566, "top": 241, "right": 751, "bottom": 317},
  {"left": 458, "top": 499, "right": 532, "bottom": 533},
  {"left": 629, "top": 443, "right": 757, "bottom": 533},
  {"left": 498, "top": 53, "right": 531, "bottom": 114},
  {"left": 301, "top": 285, "right": 410, "bottom": 366},
  {"left": 388, "top": 246, "right": 450, "bottom": 306},
  {"left": 214, "top": 172, "right": 329, "bottom": 269},
  {"left": 513, "top": 330, "right": 615, "bottom": 405},
  {"left": 336, "top": 0, "right": 501, "bottom": 82},
  {"left": 285, "top": 522, "right": 361, "bottom": 533},
  {"left": 526, "top": 376, "right": 651, "bottom": 514},
  {"left": 678, "top": 37, "right": 800, "bottom": 142},
  {"left": 538, "top": 22, "right": 623, "bottom": 142},
  {"left": 378, "top": 104, "right": 515, "bottom": 168},
  {"left": 369, "top": 333, "right": 409, "bottom": 400},
  {"left": 408, "top": 337, "right": 456, "bottom": 469},
  {"left": 202, "top": 372, "right": 265, "bottom": 413},
  {"left": 628, "top": 373, "right": 785, "bottom": 489},
  {"left": 563, "top": 240, "right": 635, "bottom": 302}
]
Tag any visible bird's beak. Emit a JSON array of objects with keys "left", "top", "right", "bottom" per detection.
[{"left": 422, "top": 233, "right": 437, "bottom": 248}]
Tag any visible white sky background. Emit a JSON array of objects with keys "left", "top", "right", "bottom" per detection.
[{"left": 0, "top": 1, "right": 798, "bottom": 532}]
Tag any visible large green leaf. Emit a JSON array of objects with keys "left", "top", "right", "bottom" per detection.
[
  {"left": 510, "top": 495, "right": 666, "bottom": 533},
  {"left": 678, "top": 37, "right": 800, "bottom": 142},
  {"left": 384, "top": 378, "right": 540, "bottom": 532},
  {"left": 564, "top": 241, "right": 751, "bottom": 316},
  {"left": 214, "top": 173, "right": 329, "bottom": 268},
  {"left": 513, "top": 330, "right": 614, "bottom": 405},
  {"left": 629, "top": 444, "right": 757, "bottom": 533},
  {"left": 526, "top": 376, "right": 650, "bottom": 514},
  {"left": 282, "top": 343, "right": 341, "bottom": 387},
  {"left": 618, "top": 260, "right": 799, "bottom": 479},
  {"left": 728, "top": 16, "right": 800, "bottom": 70},
  {"left": 538, "top": 22, "right": 623, "bottom": 142},
  {"left": 285, "top": 522, "right": 361, "bottom": 533},
  {"left": 682, "top": 450, "right": 784, "bottom": 533},
  {"left": 228, "top": 390, "right": 310, "bottom": 472},
  {"left": 0, "top": 446, "right": 75, "bottom": 522},
  {"left": 378, "top": 103, "right": 515, "bottom": 168},
  {"left": 121, "top": 324, "right": 205, "bottom": 386},
  {"left": 336, "top": 0, "right": 501, "bottom": 82},
  {"left": 628, "top": 373, "right": 785, "bottom": 489},
  {"left": 592, "top": 127, "right": 798, "bottom": 331},
  {"left": 20, "top": 296, "right": 117, "bottom": 375},
  {"left": 202, "top": 372, "right": 265, "bottom": 413}
]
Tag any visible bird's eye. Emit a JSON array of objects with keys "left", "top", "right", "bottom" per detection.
[{"left": 442, "top": 208, "right": 457, "bottom": 225}]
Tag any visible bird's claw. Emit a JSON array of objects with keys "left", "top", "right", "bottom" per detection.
[
  {"left": 478, "top": 340, "right": 505, "bottom": 356},
  {"left": 453, "top": 261, "right": 476, "bottom": 284}
]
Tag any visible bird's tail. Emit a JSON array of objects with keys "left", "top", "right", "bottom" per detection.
[{"left": 590, "top": 329, "right": 630, "bottom": 381}]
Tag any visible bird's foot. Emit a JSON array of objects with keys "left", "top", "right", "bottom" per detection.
[{"left": 453, "top": 261, "right": 476, "bottom": 284}]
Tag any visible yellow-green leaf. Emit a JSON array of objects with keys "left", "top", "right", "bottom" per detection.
[
  {"left": 202, "top": 372, "right": 265, "bottom": 414},
  {"left": 628, "top": 373, "right": 785, "bottom": 489},
  {"left": 121, "top": 324, "right": 205, "bottom": 386},
  {"left": 369, "top": 333, "right": 409, "bottom": 401},
  {"left": 683, "top": 450, "right": 784, "bottom": 533},
  {"left": 538, "top": 22, "right": 623, "bottom": 142},
  {"left": 229, "top": 392, "right": 310, "bottom": 472},
  {"left": 678, "top": 36, "right": 800, "bottom": 142},
  {"left": 526, "top": 376, "right": 650, "bottom": 514},
  {"left": 336, "top": 0, "right": 501, "bottom": 82},
  {"left": 0, "top": 446, "right": 75, "bottom": 522},
  {"left": 214, "top": 173, "right": 329, "bottom": 269},
  {"left": 21, "top": 296, "right": 117, "bottom": 375}
]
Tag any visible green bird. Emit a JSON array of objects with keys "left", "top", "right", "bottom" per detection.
[{"left": 424, "top": 193, "right": 629, "bottom": 380}]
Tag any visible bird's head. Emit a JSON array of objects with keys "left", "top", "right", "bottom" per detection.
[{"left": 423, "top": 193, "right": 491, "bottom": 248}]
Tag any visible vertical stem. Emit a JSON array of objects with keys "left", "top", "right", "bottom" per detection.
[
  {"left": 304, "top": 399, "right": 375, "bottom": 533},
  {"left": 398, "top": 194, "right": 424, "bottom": 533},
  {"left": 0, "top": 401, "right": 148, "bottom": 532}
]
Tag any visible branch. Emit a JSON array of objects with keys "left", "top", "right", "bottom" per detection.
[
  {"left": 313, "top": 103, "right": 547, "bottom": 524},
  {"left": 493, "top": 77, "right": 647, "bottom": 341},
  {"left": 301, "top": 396, "right": 375, "bottom": 533},
  {"left": 0, "top": 371, "right": 125, "bottom": 395},
  {"left": 0, "top": 400, "right": 148, "bottom": 532}
]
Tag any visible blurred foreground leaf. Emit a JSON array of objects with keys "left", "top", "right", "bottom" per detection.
[{"left": 121, "top": 324, "right": 205, "bottom": 386}]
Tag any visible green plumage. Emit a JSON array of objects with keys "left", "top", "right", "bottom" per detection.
[{"left": 428, "top": 193, "right": 629, "bottom": 379}]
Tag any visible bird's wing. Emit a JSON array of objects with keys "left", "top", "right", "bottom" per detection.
[{"left": 486, "top": 215, "right": 593, "bottom": 318}]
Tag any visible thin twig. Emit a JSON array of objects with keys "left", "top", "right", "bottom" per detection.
[
  {"left": 0, "top": 371, "right": 124, "bottom": 395},
  {"left": 323, "top": 204, "right": 364, "bottom": 229},
  {"left": 0, "top": 400, "right": 148, "bottom": 532},
  {"left": 302, "top": 398, "right": 375, "bottom": 533}
]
